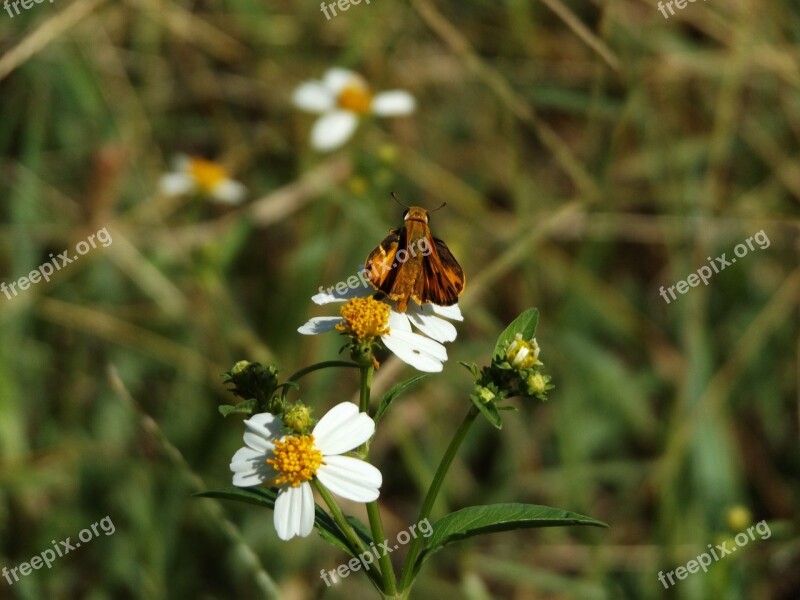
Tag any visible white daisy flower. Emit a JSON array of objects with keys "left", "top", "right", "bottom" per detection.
[
  {"left": 158, "top": 155, "right": 246, "bottom": 205},
  {"left": 292, "top": 68, "right": 416, "bottom": 152},
  {"left": 230, "top": 402, "right": 381, "bottom": 541},
  {"left": 297, "top": 286, "right": 462, "bottom": 373}
]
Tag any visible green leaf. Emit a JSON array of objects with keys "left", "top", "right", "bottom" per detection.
[
  {"left": 493, "top": 308, "right": 539, "bottom": 360},
  {"left": 470, "top": 394, "right": 503, "bottom": 429},
  {"left": 374, "top": 374, "right": 429, "bottom": 422},
  {"left": 195, "top": 487, "right": 372, "bottom": 556},
  {"left": 218, "top": 400, "right": 256, "bottom": 417},
  {"left": 413, "top": 503, "right": 607, "bottom": 576}
]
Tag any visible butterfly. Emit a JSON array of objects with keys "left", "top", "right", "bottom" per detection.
[{"left": 364, "top": 195, "right": 465, "bottom": 312}]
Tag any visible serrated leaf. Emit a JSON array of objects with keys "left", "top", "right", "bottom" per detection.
[
  {"left": 374, "top": 374, "right": 429, "bottom": 422},
  {"left": 493, "top": 308, "right": 539, "bottom": 359},
  {"left": 471, "top": 395, "right": 502, "bottom": 429},
  {"left": 195, "top": 487, "right": 372, "bottom": 555},
  {"left": 413, "top": 503, "right": 607, "bottom": 576}
]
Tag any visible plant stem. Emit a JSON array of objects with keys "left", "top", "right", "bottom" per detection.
[
  {"left": 359, "top": 365, "right": 374, "bottom": 414},
  {"left": 281, "top": 361, "right": 359, "bottom": 401},
  {"left": 367, "top": 501, "right": 397, "bottom": 595},
  {"left": 358, "top": 364, "right": 398, "bottom": 595},
  {"left": 398, "top": 404, "right": 479, "bottom": 591},
  {"left": 313, "top": 480, "right": 384, "bottom": 591}
]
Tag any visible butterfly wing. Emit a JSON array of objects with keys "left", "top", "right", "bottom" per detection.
[
  {"left": 419, "top": 237, "right": 465, "bottom": 306},
  {"left": 364, "top": 229, "right": 402, "bottom": 296}
]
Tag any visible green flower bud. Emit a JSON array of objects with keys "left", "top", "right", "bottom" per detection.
[
  {"left": 526, "top": 372, "right": 547, "bottom": 396},
  {"left": 284, "top": 404, "right": 313, "bottom": 433},
  {"left": 477, "top": 386, "right": 496, "bottom": 404}
]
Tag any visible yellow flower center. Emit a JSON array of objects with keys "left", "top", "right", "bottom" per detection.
[
  {"left": 337, "top": 84, "right": 373, "bottom": 115},
  {"left": 188, "top": 157, "right": 228, "bottom": 192},
  {"left": 336, "top": 297, "right": 391, "bottom": 341},
  {"left": 267, "top": 434, "right": 323, "bottom": 487}
]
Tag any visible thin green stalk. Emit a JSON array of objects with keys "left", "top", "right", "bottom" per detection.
[
  {"left": 281, "top": 361, "right": 359, "bottom": 400},
  {"left": 367, "top": 501, "right": 397, "bottom": 595},
  {"left": 398, "top": 404, "right": 479, "bottom": 591},
  {"left": 313, "top": 480, "right": 384, "bottom": 591},
  {"left": 359, "top": 365, "right": 374, "bottom": 414},
  {"left": 359, "top": 364, "right": 398, "bottom": 595}
]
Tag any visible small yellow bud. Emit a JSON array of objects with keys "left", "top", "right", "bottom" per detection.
[
  {"left": 231, "top": 360, "right": 251, "bottom": 375},
  {"left": 526, "top": 372, "right": 547, "bottom": 396},
  {"left": 283, "top": 405, "right": 313, "bottom": 433},
  {"left": 477, "top": 386, "right": 496, "bottom": 404}
]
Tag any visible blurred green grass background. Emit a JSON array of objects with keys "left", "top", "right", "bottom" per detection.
[{"left": 0, "top": 0, "right": 798, "bottom": 598}]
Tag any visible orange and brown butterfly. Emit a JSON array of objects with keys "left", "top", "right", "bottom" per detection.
[{"left": 364, "top": 194, "right": 465, "bottom": 313}]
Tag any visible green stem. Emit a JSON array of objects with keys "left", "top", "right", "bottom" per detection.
[
  {"left": 313, "top": 480, "right": 384, "bottom": 591},
  {"left": 359, "top": 365, "right": 398, "bottom": 595},
  {"left": 398, "top": 404, "right": 480, "bottom": 591},
  {"left": 359, "top": 365, "right": 374, "bottom": 415},
  {"left": 281, "top": 361, "right": 359, "bottom": 400},
  {"left": 367, "top": 501, "right": 397, "bottom": 595}
]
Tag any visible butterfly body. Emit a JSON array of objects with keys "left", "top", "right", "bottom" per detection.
[{"left": 365, "top": 206, "right": 465, "bottom": 312}]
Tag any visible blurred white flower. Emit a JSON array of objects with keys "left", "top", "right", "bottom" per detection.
[
  {"left": 298, "top": 286, "right": 462, "bottom": 373},
  {"left": 292, "top": 68, "right": 416, "bottom": 152},
  {"left": 158, "top": 155, "right": 246, "bottom": 205},
  {"left": 230, "top": 402, "right": 381, "bottom": 541}
]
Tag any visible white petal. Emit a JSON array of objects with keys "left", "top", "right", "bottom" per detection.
[
  {"left": 297, "top": 316, "right": 343, "bottom": 335},
  {"left": 381, "top": 330, "right": 447, "bottom": 373},
  {"left": 243, "top": 413, "right": 283, "bottom": 451},
  {"left": 158, "top": 173, "right": 195, "bottom": 197},
  {"left": 371, "top": 91, "right": 416, "bottom": 116},
  {"left": 292, "top": 81, "right": 335, "bottom": 113},
  {"left": 273, "top": 483, "right": 315, "bottom": 540},
  {"left": 429, "top": 303, "right": 464, "bottom": 321},
  {"left": 317, "top": 455, "right": 381, "bottom": 502},
  {"left": 313, "top": 402, "right": 375, "bottom": 455},
  {"left": 211, "top": 179, "right": 247, "bottom": 205},
  {"left": 311, "top": 111, "right": 359, "bottom": 152},
  {"left": 323, "top": 68, "right": 359, "bottom": 94},
  {"left": 311, "top": 280, "right": 371, "bottom": 305},
  {"left": 406, "top": 305, "right": 457, "bottom": 343},
  {"left": 387, "top": 309, "right": 412, "bottom": 332},
  {"left": 230, "top": 446, "right": 274, "bottom": 487}
]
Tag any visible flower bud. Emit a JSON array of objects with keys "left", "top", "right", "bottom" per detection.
[
  {"left": 526, "top": 372, "right": 548, "bottom": 396},
  {"left": 476, "top": 386, "right": 496, "bottom": 404},
  {"left": 505, "top": 333, "right": 542, "bottom": 370},
  {"left": 284, "top": 404, "right": 313, "bottom": 433}
]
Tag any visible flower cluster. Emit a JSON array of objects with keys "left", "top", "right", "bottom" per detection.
[{"left": 468, "top": 332, "right": 553, "bottom": 411}]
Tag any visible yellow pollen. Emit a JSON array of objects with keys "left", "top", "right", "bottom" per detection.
[
  {"left": 188, "top": 157, "right": 228, "bottom": 192},
  {"left": 337, "top": 84, "right": 373, "bottom": 115},
  {"left": 267, "top": 435, "right": 323, "bottom": 488},
  {"left": 336, "top": 297, "right": 391, "bottom": 341}
]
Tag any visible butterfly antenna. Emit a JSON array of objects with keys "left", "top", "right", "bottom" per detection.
[
  {"left": 429, "top": 201, "right": 447, "bottom": 213},
  {"left": 390, "top": 192, "right": 411, "bottom": 209}
]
